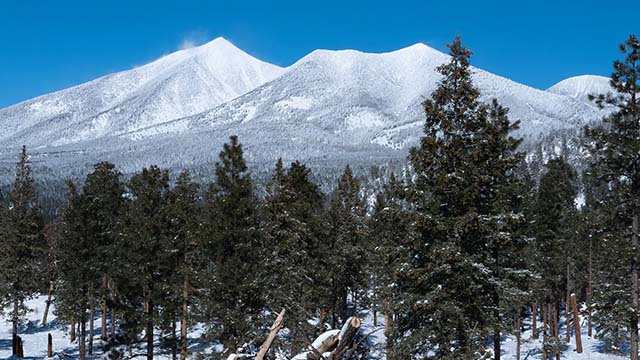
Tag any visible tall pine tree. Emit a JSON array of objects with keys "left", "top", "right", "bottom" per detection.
[
  {"left": 56, "top": 181, "right": 97, "bottom": 360},
  {"left": 585, "top": 34, "right": 640, "bottom": 358},
  {"left": 201, "top": 136, "right": 264, "bottom": 354},
  {"left": 326, "top": 165, "right": 367, "bottom": 327},
  {"left": 0, "top": 146, "right": 46, "bottom": 356},
  {"left": 261, "top": 159, "right": 325, "bottom": 355},
  {"left": 533, "top": 158, "right": 578, "bottom": 357},
  {"left": 163, "top": 170, "right": 201, "bottom": 360},
  {"left": 118, "top": 166, "right": 171, "bottom": 360},
  {"left": 81, "top": 162, "right": 125, "bottom": 343},
  {"left": 397, "top": 36, "right": 527, "bottom": 359}
]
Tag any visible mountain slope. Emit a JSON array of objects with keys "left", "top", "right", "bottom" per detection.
[
  {"left": 114, "top": 43, "right": 606, "bottom": 167},
  {"left": 547, "top": 75, "right": 611, "bottom": 103},
  {"left": 0, "top": 37, "right": 285, "bottom": 147},
  {"left": 0, "top": 39, "right": 609, "bottom": 182}
]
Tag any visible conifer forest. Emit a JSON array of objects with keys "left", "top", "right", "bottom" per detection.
[{"left": 0, "top": 34, "right": 638, "bottom": 360}]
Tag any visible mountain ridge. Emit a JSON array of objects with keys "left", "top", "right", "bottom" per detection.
[{"left": 0, "top": 38, "right": 610, "bottom": 184}]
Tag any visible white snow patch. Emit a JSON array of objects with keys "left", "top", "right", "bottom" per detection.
[
  {"left": 275, "top": 96, "right": 314, "bottom": 110},
  {"left": 345, "top": 110, "right": 385, "bottom": 129}
]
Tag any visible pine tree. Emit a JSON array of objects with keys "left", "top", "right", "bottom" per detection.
[
  {"left": 584, "top": 34, "right": 640, "bottom": 358},
  {"left": 0, "top": 189, "right": 11, "bottom": 316},
  {"left": 0, "top": 145, "right": 46, "bottom": 356},
  {"left": 261, "top": 159, "right": 325, "bottom": 355},
  {"left": 533, "top": 158, "right": 578, "bottom": 357},
  {"left": 201, "top": 136, "right": 264, "bottom": 354},
  {"left": 581, "top": 168, "right": 624, "bottom": 347},
  {"left": 80, "top": 162, "right": 125, "bottom": 343},
  {"left": 118, "top": 166, "right": 171, "bottom": 360},
  {"left": 396, "top": 36, "right": 526, "bottom": 359},
  {"left": 163, "top": 170, "right": 201, "bottom": 360},
  {"left": 326, "top": 165, "right": 367, "bottom": 327},
  {"left": 368, "top": 174, "right": 414, "bottom": 357},
  {"left": 56, "top": 181, "right": 97, "bottom": 360}
]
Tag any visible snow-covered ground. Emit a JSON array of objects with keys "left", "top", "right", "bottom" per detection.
[
  {"left": 0, "top": 295, "right": 212, "bottom": 359},
  {"left": 0, "top": 295, "right": 628, "bottom": 359}
]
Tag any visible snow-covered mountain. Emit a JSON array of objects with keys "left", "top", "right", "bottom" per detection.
[
  {"left": 0, "top": 37, "right": 284, "bottom": 147},
  {"left": 0, "top": 38, "right": 610, "bottom": 182},
  {"left": 547, "top": 75, "right": 611, "bottom": 103}
]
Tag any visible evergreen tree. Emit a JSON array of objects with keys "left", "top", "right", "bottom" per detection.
[
  {"left": 396, "top": 36, "right": 526, "bottom": 359},
  {"left": 56, "top": 181, "right": 96, "bottom": 360},
  {"left": 0, "top": 189, "right": 11, "bottom": 318},
  {"left": 581, "top": 168, "right": 624, "bottom": 347},
  {"left": 533, "top": 158, "right": 578, "bottom": 357},
  {"left": 162, "top": 170, "right": 201, "bottom": 360},
  {"left": 585, "top": 34, "right": 640, "bottom": 358},
  {"left": 81, "top": 162, "right": 125, "bottom": 343},
  {"left": 0, "top": 145, "right": 46, "bottom": 355},
  {"left": 118, "top": 166, "right": 171, "bottom": 360},
  {"left": 368, "top": 174, "right": 414, "bottom": 357},
  {"left": 201, "top": 136, "right": 264, "bottom": 354},
  {"left": 326, "top": 165, "right": 367, "bottom": 327},
  {"left": 261, "top": 159, "right": 325, "bottom": 355}
]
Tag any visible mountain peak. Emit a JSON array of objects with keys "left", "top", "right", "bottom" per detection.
[
  {"left": 547, "top": 75, "right": 611, "bottom": 101},
  {"left": 295, "top": 42, "right": 446, "bottom": 68},
  {"left": 196, "top": 36, "right": 237, "bottom": 52}
]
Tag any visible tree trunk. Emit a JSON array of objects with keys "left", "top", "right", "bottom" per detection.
[
  {"left": 291, "top": 323, "right": 300, "bottom": 356},
  {"left": 111, "top": 306, "right": 116, "bottom": 339},
  {"left": 566, "top": 263, "right": 571, "bottom": 343},
  {"left": 373, "top": 307, "right": 378, "bottom": 327},
  {"left": 101, "top": 275, "right": 108, "bottom": 340},
  {"left": 532, "top": 303, "right": 538, "bottom": 339},
  {"left": 70, "top": 317, "right": 77, "bottom": 343},
  {"left": 384, "top": 300, "right": 393, "bottom": 357},
  {"left": 181, "top": 277, "right": 189, "bottom": 360},
  {"left": 319, "top": 308, "right": 326, "bottom": 333},
  {"left": 587, "top": 237, "right": 593, "bottom": 337},
  {"left": 542, "top": 303, "right": 548, "bottom": 360},
  {"left": 15, "top": 335, "right": 23, "bottom": 358},
  {"left": 12, "top": 297, "right": 19, "bottom": 356},
  {"left": 493, "top": 329, "right": 500, "bottom": 360},
  {"left": 42, "top": 281, "right": 54, "bottom": 326},
  {"left": 79, "top": 315, "right": 86, "bottom": 360},
  {"left": 147, "top": 299, "right": 154, "bottom": 360},
  {"left": 515, "top": 315, "right": 521, "bottom": 360},
  {"left": 632, "top": 213, "right": 639, "bottom": 360},
  {"left": 172, "top": 314, "right": 177, "bottom": 360},
  {"left": 352, "top": 288, "right": 357, "bottom": 316},
  {"left": 552, "top": 303, "right": 560, "bottom": 360},
  {"left": 89, "top": 292, "right": 95, "bottom": 355},
  {"left": 570, "top": 294, "right": 583, "bottom": 353}
]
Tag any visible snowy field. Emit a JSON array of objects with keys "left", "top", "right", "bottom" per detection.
[{"left": 0, "top": 295, "right": 628, "bottom": 359}]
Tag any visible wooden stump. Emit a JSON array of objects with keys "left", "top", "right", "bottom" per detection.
[{"left": 48, "top": 333, "right": 53, "bottom": 357}]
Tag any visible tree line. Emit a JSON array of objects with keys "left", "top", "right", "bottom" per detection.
[{"left": 0, "top": 34, "right": 638, "bottom": 360}]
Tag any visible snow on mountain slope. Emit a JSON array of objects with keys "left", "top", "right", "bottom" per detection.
[
  {"left": 123, "top": 43, "right": 605, "bottom": 157},
  {"left": 547, "top": 75, "right": 611, "bottom": 103},
  {"left": 0, "top": 40, "right": 608, "bottom": 180},
  {"left": 0, "top": 37, "right": 285, "bottom": 147}
]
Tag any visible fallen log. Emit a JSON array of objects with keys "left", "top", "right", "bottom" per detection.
[
  {"left": 306, "top": 330, "right": 340, "bottom": 360},
  {"left": 256, "top": 309, "right": 286, "bottom": 360},
  {"left": 329, "top": 317, "right": 361, "bottom": 360}
]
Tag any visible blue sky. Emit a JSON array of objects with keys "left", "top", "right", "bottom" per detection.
[{"left": 0, "top": 0, "right": 635, "bottom": 108}]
